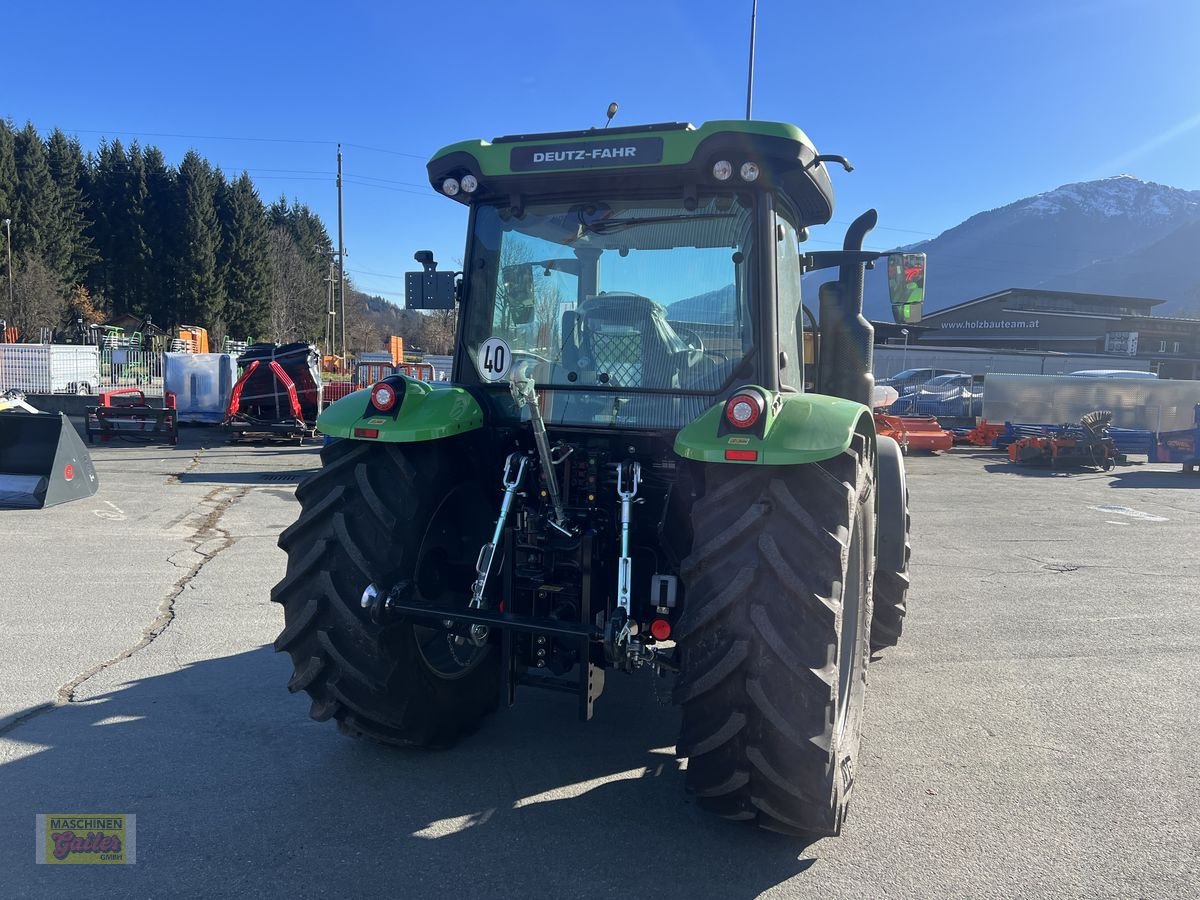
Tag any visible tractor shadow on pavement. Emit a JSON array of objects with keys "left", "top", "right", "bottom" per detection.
[
  {"left": 977, "top": 463, "right": 1200, "bottom": 486},
  {"left": 1105, "top": 469, "right": 1200, "bottom": 489},
  {"left": 981, "top": 462, "right": 1085, "bottom": 478},
  {"left": 1, "top": 648, "right": 822, "bottom": 897}
]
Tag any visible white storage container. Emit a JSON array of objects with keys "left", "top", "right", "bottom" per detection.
[{"left": 983, "top": 374, "right": 1200, "bottom": 432}]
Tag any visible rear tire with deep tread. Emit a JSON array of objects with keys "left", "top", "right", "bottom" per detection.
[
  {"left": 271, "top": 437, "right": 499, "bottom": 748},
  {"left": 675, "top": 435, "right": 875, "bottom": 835}
]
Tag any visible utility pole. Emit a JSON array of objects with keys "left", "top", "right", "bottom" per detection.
[
  {"left": 324, "top": 261, "right": 335, "bottom": 358},
  {"left": 337, "top": 145, "right": 346, "bottom": 363},
  {"left": 3, "top": 218, "right": 12, "bottom": 326},
  {"left": 745, "top": 0, "right": 758, "bottom": 120}
]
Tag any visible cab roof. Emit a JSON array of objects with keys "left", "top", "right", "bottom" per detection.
[{"left": 426, "top": 120, "right": 838, "bottom": 226}]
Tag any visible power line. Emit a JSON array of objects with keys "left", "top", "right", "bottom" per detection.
[
  {"left": 189, "top": 167, "right": 439, "bottom": 199},
  {"left": 342, "top": 142, "right": 429, "bottom": 160},
  {"left": 345, "top": 176, "right": 434, "bottom": 192},
  {"left": 210, "top": 170, "right": 438, "bottom": 200},
  {"left": 353, "top": 285, "right": 407, "bottom": 299},
  {"left": 56, "top": 127, "right": 334, "bottom": 147},
  {"left": 343, "top": 177, "right": 440, "bottom": 199},
  {"left": 34, "top": 125, "right": 1175, "bottom": 274},
  {"left": 35, "top": 124, "right": 435, "bottom": 171},
  {"left": 217, "top": 169, "right": 433, "bottom": 189},
  {"left": 348, "top": 267, "right": 409, "bottom": 280},
  {"left": 235, "top": 167, "right": 335, "bottom": 176},
  {"left": 828, "top": 220, "right": 938, "bottom": 238},
  {"left": 242, "top": 175, "right": 331, "bottom": 182}
]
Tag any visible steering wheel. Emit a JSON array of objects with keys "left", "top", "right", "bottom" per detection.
[
  {"left": 676, "top": 327, "right": 705, "bottom": 354},
  {"left": 510, "top": 348, "right": 556, "bottom": 385},
  {"left": 512, "top": 348, "right": 553, "bottom": 366}
]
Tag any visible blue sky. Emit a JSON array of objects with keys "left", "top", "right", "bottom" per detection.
[{"left": 4, "top": 0, "right": 1198, "bottom": 304}]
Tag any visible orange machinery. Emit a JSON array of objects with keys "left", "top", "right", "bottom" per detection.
[
  {"left": 1007, "top": 433, "right": 1119, "bottom": 469},
  {"left": 177, "top": 325, "right": 210, "bottom": 354},
  {"left": 955, "top": 420, "right": 1006, "bottom": 448},
  {"left": 1006, "top": 411, "right": 1124, "bottom": 470},
  {"left": 874, "top": 413, "right": 954, "bottom": 453},
  {"left": 321, "top": 354, "right": 350, "bottom": 375}
]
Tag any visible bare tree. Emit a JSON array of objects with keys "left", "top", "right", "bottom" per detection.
[
  {"left": 421, "top": 310, "right": 458, "bottom": 355},
  {"left": 11, "top": 254, "right": 70, "bottom": 339},
  {"left": 344, "top": 295, "right": 383, "bottom": 353},
  {"left": 265, "top": 226, "right": 324, "bottom": 344}
]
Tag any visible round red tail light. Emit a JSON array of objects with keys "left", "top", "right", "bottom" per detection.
[
  {"left": 725, "top": 391, "right": 764, "bottom": 428},
  {"left": 371, "top": 382, "right": 398, "bottom": 411},
  {"left": 650, "top": 619, "right": 672, "bottom": 641}
]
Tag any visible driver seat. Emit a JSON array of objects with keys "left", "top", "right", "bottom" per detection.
[{"left": 567, "top": 293, "right": 686, "bottom": 388}]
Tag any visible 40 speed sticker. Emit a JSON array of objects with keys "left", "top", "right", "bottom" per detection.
[{"left": 478, "top": 337, "right": 512, "bottom": 382}]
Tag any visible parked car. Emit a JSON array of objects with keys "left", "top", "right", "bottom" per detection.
[
  {"left": 891, "top": 373, "right": 982, "bottom": 417},
  {"left": 878, "top": 367, "right": 965, "bottom": 393}
]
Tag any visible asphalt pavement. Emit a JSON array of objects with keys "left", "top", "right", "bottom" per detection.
[{"left": 1, "top": 428, "right": 1197, "bottom": 898}]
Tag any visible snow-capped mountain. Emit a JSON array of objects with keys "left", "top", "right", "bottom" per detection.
[
  {"left": 1020, "top": 174, "right": 1200, "bottom": 222},
  {"left": 847, "top": 176, "right": 1200, "bottom": 321}
]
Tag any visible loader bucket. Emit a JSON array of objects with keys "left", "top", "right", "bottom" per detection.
[{"left": 0, "top": 412, "right": 99, "bottom": 509}]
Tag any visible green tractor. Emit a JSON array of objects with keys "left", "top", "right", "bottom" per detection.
[{"left": 272, "top": 119, "right": 917, "bottom": 835}]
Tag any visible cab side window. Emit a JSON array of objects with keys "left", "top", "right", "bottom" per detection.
[{"left": 775, "top": 208, "right": 804, "bottom": 386}]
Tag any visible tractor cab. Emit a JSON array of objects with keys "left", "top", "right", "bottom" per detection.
[
  {"left": 407, "top": 121, "right": 843, "bottom": 430},
  {"left": 408, "top": 120, "right": 924, "bottom": 431}
]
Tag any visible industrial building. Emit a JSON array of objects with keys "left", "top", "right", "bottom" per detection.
[{"left": 915, "top": 288, "right": 1200, "bottom": 379}]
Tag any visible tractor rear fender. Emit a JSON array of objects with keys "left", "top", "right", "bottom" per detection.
[
  {"left": 316, "top": 376, "right": 484, "bottom": 442},
  {"left": 673, "top": 389, "right": 874, "bottom": 466},
  {"left": 875, "top": 435, "right": 908, "bottom": 574}
]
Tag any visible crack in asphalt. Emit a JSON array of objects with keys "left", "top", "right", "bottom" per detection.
[
  {"left": 164, "top": 444, "right": 212, "bottom": 487},
  {"left": 0, "top": 485, "right": 248, "bottom": 738}
]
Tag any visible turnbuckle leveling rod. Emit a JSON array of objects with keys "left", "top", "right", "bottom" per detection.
[
  {"left": 460, "top": 452, "right": 527, "bottom": 646},
  {"left": 615, "top": 460, "right": 642, "bottom": 624},
  {"left": 470, "top": 451, "right": 527, "bottom": 611}
]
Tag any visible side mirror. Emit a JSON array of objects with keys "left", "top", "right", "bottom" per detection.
[
  {"left": 500, "top": 264, "right": 536, "bottom": 326},
  {"left": 887, "top": 252, "right": 926, "bottom": 324},
  {"left": 405, "top": 250, "right": 457, "bottom": 310}
]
